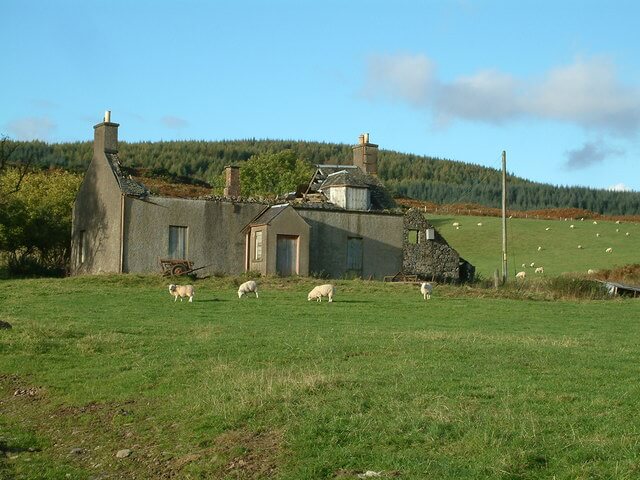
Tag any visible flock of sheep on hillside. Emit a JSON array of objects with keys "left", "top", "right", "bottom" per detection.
[
  {"left": 168, "top": 280, "right": 434, "bottom": 303},
  {"left": 450, "top": 217, "right": 633, "bottom": 280}
]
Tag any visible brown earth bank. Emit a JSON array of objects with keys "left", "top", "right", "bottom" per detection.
[{"left": 396, "top": 198, "right": 640, "bottom": 223}]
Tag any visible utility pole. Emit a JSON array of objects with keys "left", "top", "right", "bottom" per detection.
[{"left": 501, "top": 150, "right": 508, "bottom": 284}]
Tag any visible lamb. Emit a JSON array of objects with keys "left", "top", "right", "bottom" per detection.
[
  {"left": 237, "top": 280, "right": 259, "bottom": 298},
  {"left": 420, "top": 282, "right": 433, "bottom": 300},
  {"left": 535, "top": 266, "right": 544, "bottom": 274},
  {"left": 515, "top": 271, "right": 526, "bottom": 279},
  {"left": 168, "top": 284, "right": 194, "bottom": 302},
  {"left": 308, "top": 284, "right": 335, "bottom": 302}
]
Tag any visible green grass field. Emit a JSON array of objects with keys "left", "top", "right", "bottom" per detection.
[
  {"left": 427, "top": 214, "right": 640, "bottom": 279},
  {"left": 2, "top": 275, "right": 640, "bottom": 479}
]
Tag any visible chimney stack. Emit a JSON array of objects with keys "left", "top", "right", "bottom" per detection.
[
  {"left": 352, "top": 132, "right": 378, "bottom": 175},
  {"left": 93, "top": 110, "right": 119, "bottom": 155},
  {"left": 224, "top": 165, "right": 241, "bottom": 197}
]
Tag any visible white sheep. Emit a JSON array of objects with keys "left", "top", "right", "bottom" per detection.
[
  {"left": 605, "top": 247, "right": 613, "bottom": 253},
  {"left": 587, "top": 269, "right": 597, "bottom": 275},
  {"left": 515, "top": 271, "right": 526, "bottom": 279},
  {"left": 168, "top": 284, "right": 194, "bottom": 302},
  {"left": 238, "top": 280, "right": 259, "bottom": 298},
  {"left": 535, "top": 266, "right": 544, "bottom": 274},
  {"left": 577, "top": 245, "right": 583, "bottom": 249},
  {"left": 616, "top": 220, "right": 621, "bottom": 224},
  {"left": 596, "top": 233, "right": 600, "bottom": 237},
  {"left": 593, "top": 221, "right": 598, "bottom": 225},
  {"left": 530, "top": 262, "right": 535, "bottom": 267},
  {"left": 570, "top": 224, "right": 575, "bottom": 229},
  {"left": 626, "top": 232, "right": 630, "bottom": 236},
  {"left": 521, "top": 263, "right": 526, "bottom": 268},
  {"left": 452, "top": 222, "right": 460, "bottom": 227},
  {"left": 477, "top": 222, "right": 483, "bottom": 227},
  {"left": 537, "top": 246, "right": 542, "bottom": 251},
  {"left": 545, "top": 227, "right": 551, "bottom": 231},
  {"left": 308, "top": 284, "right": 335, "bottom": 302},
  {"left": 420, "top": 282, "right": 433, "bottom": 300}
]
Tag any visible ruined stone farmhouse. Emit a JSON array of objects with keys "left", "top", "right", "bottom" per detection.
[{"left": 70, "top": 113, "right": 472, "bottom": 281}]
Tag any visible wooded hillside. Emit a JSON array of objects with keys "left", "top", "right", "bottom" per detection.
[{"left": 6, "top": 139, "right": 640, "bottom": 215}]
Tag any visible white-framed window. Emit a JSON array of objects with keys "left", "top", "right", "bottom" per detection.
[
  {"left": 79, "top": 230, "right": 86, "bottom": 264},
  {"left": 169, "top": 225, "right": 188, "bottom": 259},
  {"left": 254, "top": 230, "right": 263, "bottom": 261}
]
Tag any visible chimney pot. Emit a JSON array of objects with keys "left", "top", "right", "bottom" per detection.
[{"left": 104, "top": 110, "right": 111, "bottom": 123}]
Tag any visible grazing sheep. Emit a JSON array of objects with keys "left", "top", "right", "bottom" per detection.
[
  {"left": 626, "top": 232, "right": 630, "bottom": 236},
  {"left": 537, "top": 246, "right": 542, "bottom": 251},
  {"left": 593, "top": 221, "right": 598, "bottom": 225},
  {"left": 616, "top": 220, "right": 621, "bottom": 224},
  {"left": 530, "top": 262, "right": 535, "bottom": 267},
  {"left": 521, "top": 263, "right": 526, "bottom": 268},
  {"left": 616, "top": 228, "right": 620, "bottom": 233},
  {"left": 308, "top": 284, "right": 335, "bottom": 302},
  {"left": 420, "top": 282, "right": 433, "bottom": 300},
  {"left": 477, "top": 222, "right": 483, "bottom": 227},
  {"left": 535, "top": 266, "right": 544, "bottom": 274},
  {"left": 577, "top": 245, "right": 583, "bottom": 249},
  {"left": 452, "top": 222, "right": 460, "bottom": 227},
  {"left": 168, "top": 284, "right": 194, "bottom": 303},
  {"left": 545, "top": 227, "right": 551, "bottom": 231},
  {"left": 605, "top": 247, "right": 613, "bottom": 253},
  {"left": 515, "top": 271, "right": 526, "bottom": 279},
  {"left": 570, "top": 224, "right": 575, "bottom": 229},
  {"left": 596, "top": 233, "right": 600, "bottom": 237},
  {"left": 587, "top": 269, "right": 597, "bottom": 274},
  {"left": 237, "top": 280, "right": 259, "bottom": 298}
]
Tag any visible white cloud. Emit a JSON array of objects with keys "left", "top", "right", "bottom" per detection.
[
  {"left": 161, "top": 115, "right": 189, "bottom": 129},
  {"left": 6, "top": 116, "right": 56, "bottom": 140},
  {"left": 363, "top": 54, "right": 640, "bottom": 136},
  {"left": 608, "top": 183, "right": 632, "bottom": 192}
]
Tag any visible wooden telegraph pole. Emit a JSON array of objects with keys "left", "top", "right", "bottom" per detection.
[{"left": 501, "top": 151, "right": 508, "bottom": 284}]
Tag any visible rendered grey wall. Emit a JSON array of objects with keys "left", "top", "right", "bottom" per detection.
[
  {"left": 123, "top": 197, "right": 265, "bottom": 275},
  {"left": 297, "top": 208, "right": 403, "bottom": 279},
  {"left": 70, "top": 153, "right": 123, "bottom": 275}
]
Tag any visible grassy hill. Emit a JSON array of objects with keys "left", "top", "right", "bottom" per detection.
[
  {"left": 428, "top": 214, "right": 640, "bottom": 280},
  {"left": 2, "top": 276, "right": 640, "bottom": 479}
]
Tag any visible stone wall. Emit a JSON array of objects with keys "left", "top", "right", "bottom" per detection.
[{"left": 402, "top": 209, "right": 461, "bottom": 282}]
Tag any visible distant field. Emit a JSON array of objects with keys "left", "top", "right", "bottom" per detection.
[
  {"left": 2, "top": 276, "right": 640, "bottom": 479},
  {"left": 427, "top": 214, "right": 640, "bottom": 279}
]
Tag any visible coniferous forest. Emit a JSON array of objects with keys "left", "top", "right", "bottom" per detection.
[{"left": 6, "top": 138, "right": 640, "bottom": 215}]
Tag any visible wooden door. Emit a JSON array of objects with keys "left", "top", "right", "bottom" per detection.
[{"left": 276, "top": 235, "right": 298, "bottom": 276}]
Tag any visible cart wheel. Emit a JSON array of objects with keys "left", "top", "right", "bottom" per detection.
[{"left": 171, "top": 264, "right": 188, "bottom": 276}]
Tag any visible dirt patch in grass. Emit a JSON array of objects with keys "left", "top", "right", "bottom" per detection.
[{"left": 213, "top": 429, "right": 284, "bottom": 479}]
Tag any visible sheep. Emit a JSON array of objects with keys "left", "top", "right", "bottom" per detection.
[
  {"left": 477, "top": 222, "right": 483, "bottom": 227},
  {"left": 420, "top": 282, "right": 433, "bottom": 300},
  {"left": 537, "top": 246, "right": 542, "bottom": 251},
  {"left": 570, "top": 224, "right": 575, "bottom": 229},
  {"left": 616, "top": 228, "right": 620, "bottom": 233},
  {"left": 626, "top": 232, "right": 630, "bottom": 236},
  {"left": 605, "top": 247, "right": 613, "bottom": 253},
  {"left": 452, "top": 222, "right": 460, "bottom": 227},
  {"left": 545, "top": 227, "right": 551, "bottom": 231},
  {"left": 168, "top": 284, "right": 194, "bottom": 302},
  {"left": 593, "top": 221, "right": 598, "bottom": 225},
  {"left": 238, "top": 280, "right": 259, "bottom": 298},
  {"left": 530, "top": 262, "right": 535, "bottom": 267},
  {"left": 515, "top": 271, "right": 526, "bottom": 279},
  {"left": 308, "top": 284, "right": 335, "bottom": 302},
  {"left": 616, "top": 220, "right": 621, "bottom": 224},
  {"left": 596, "top": 233, "right": 600, "bottom": 237},
  {"left": 535, "top": 266, "right": 544, "bottom": 274},
  {"left": 521, "top": 263, "right": 526, "bottom": 268},
  {"left": 577, "top": 245, "right": 583, "bottom": 249},
  {"left": 587, "top": 269, "right": 597, "bottom": 275}
]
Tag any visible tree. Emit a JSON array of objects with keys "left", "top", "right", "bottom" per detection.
[{"left": 239, "top": 149, "right": 314, "bottom": 198}]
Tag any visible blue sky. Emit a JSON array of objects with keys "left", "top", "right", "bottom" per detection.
[{"left": 2, "top": 0, "right": 639, "bottom": 191}]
